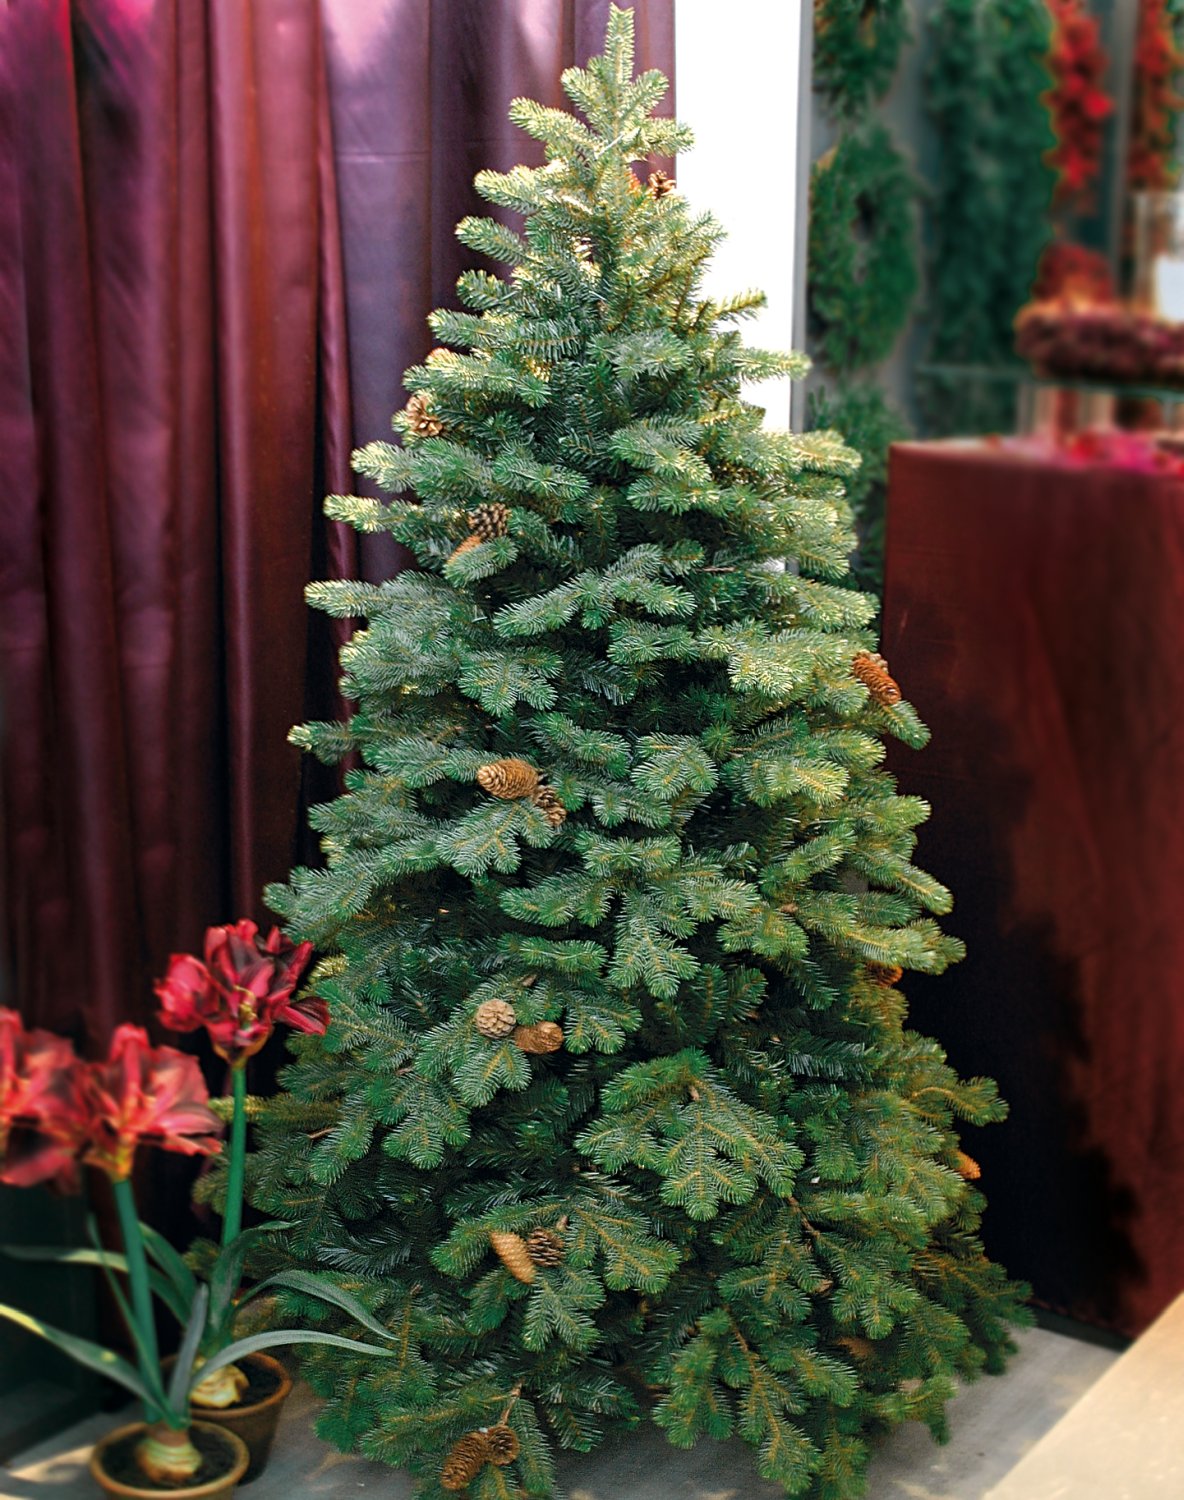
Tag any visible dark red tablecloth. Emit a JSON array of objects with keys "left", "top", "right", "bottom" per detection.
[{"left": 883, "top": 441, "right": 1184, "bottom": 1338}]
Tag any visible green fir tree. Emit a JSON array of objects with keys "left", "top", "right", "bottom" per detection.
[{"left": 241, "top": 12, "right": 1028, "bottom": 1497}]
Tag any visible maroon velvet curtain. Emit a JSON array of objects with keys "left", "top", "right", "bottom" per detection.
[
  {"left": 0, "top": 0, "right": 674, "bottom": 1044},
  {"left": 0, "top": 0, "right": 353, "bottom": 1047}
]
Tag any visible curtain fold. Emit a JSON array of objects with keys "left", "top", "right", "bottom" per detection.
[
  {"left": 0, "top": 0, "right": 352, "bottom": 1043},
  {"left": 1, "top": 0, "right": 674, "bottom": 1041}
]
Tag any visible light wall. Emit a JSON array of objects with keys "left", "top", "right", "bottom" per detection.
[{"left": 674, "top": 0, "right": 807, "bottom": 430}]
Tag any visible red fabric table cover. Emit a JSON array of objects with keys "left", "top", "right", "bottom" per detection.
[{"left": 882, "top": 440, "right": 1184, "bottom": 1338}]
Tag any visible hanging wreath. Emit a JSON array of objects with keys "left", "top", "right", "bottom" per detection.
[
  {"left": 1043, "top": 0, "right": 1114, "bottom": 207},
  {"left": 813, "top": 0, "right": 911, "bottom": 121},
  {"left": 1129, "top": 0, "right": 1184, "bottom": 191},
  {"left": 808, "top": 126, "right": 918, "bottom": 374}
]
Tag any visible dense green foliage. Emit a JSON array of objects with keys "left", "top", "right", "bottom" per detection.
[
  {"left": 808, "top": 127, "right": 918, "bottom": 377},
  {"left": 807, "top": 385, "right": 908, "bottom": 596},
  {"left": 813, "top": 0, "right": 912, "bottom": 121},
  {"left": 920, "top": 0, "right": 1054, "bottom": 436},
  {"left": 238, "top": 12, "right": 1027, "bottom": 1497}
]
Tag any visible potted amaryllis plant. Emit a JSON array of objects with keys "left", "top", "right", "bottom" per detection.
[
  {"left": 0, "top": 940, "right": 398, "bottom": 1498},
  {"left": 150, "top": 919, "right": 345, "bottom": 1479}
]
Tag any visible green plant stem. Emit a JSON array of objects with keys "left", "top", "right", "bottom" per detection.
[
  {"left": 222, "top": 1063, "right": 248, "bottom": 1247},
  {"left": 112, "top": 1176, "right": 162, "bottom": 1421}
]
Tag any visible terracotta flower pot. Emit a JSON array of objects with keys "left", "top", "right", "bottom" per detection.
[
  {"left": 90, "top": 1420, "right": 248, "bottom": 1499},
  {"left": 190, "top": 1353, "right": 294, "bottom": 1484}
]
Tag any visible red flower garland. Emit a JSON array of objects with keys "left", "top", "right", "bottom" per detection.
[
  {"left": 1129, "top": 0, "right": 1184, "bottom": 192},
  {"left": 1043, "top": 0, "right": 1114, "bottom": 206}
]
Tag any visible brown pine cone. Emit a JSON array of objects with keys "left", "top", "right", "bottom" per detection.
[
  {"left": 956, "top": 1150, "right": 982, "bottom": 1181},
  {"left": 468, "top": 502, "right": 510, "bottom": 541},
  {"left": 490, "top": 1230, "right": 536, "bottom": 1285},
  {"left": 851, "top": 650, "right": 902, "bottom": 707},
  {"left": 474, "top": 999, "right": 517, "bottom": 1040},
  {"left": 867, "top": 962, "right": 903, "bottom": 988},
  {"left": 483, "top": 1424, "right": 520, "bottom": 1465},
  {"left": 450, "top": 533, "right": 482, "bottom": 560},
  {"left": 526, "top": 1227, "right": 565, "bottom": 1267},
  {"left": 404, "top": 392, "right": 443, "bottom": 438},
  {"left": 648, "top": 169, "right": 676, "bottom": 199},
  {"left": 531, "top": 784, "right": 567, "bottom": 827},
  {"left": 441, "top": 1432, "right": 491, "bottom": 1491},
  {"left": 835, "top": 1334, "right": 875, "bottom": 1361},
  {"left": 513, "top": 1021, "right": 564, "bottom": 1055},
  {"left": 477, "top": 757, "right": 541, "bottom": 800}
]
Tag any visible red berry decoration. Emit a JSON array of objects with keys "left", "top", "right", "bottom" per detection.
[
  {"left": 1129, "top": 0, "right": 1184, "bottom": 192},
  {"left": 1043, "top": 0, "right": 1114, "bottom": 209}
]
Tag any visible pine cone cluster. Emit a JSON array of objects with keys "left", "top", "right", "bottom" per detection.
[
  {"left": 648, "top": 169, "right": 676, "bottom": 198},
  {"left": 851, "top": 650, "right": 902, "bottom": 707},
  {"left": 531, "top": 784, "right": 567, "bottom": 827},
  {"left": 450, "top": 534, "right": 482, "bottom": 561},
  {"left": 474, "top": 998, "right": 518, "bottom": 1040},
  {"left": 526, "top": 1227, "right": 565, "bottom": 1267},
  {"left": 404, "top": 392, "right": 443, "bottom": 438},
  {"left": 477, "top": 758, "right": 541, "bottom": 800},
  {"left": 441, "top": 1432, "right": 490, "bottom": 1491},
  {"left": 513, "top": 1021, "right": 564, "bottom": 1055},
  {"left": 490, "top": 1229, "right": 536, "bottom": 1285},
  {"left": 468, "top": 502, "right": 510, "bottom": 541},
  {"left": 867, "top": 962, "right": 903, "bottom": 988}
]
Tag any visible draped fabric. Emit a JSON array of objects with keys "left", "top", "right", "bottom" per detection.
[
  {"left": 0, "top": 0, "right": 674, "bottom": 1045},
  {"left": 883, "top": 441, "right": 1184, "bottom": 1337}
]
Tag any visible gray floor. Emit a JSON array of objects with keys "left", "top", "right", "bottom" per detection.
[{"left": 2, "top": 1327, "right": 1116, "bottom": 1499}]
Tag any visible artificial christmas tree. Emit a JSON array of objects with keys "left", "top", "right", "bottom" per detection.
[{"left": 243, "top": 11, "right": 1028, "bottom": 1495}]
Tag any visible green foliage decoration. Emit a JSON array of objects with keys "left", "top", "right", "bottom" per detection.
[
  {"left": 808, "top": 383, "right": 908, "bottom": 594},
  {"left": 813, "top": 0, "right": 912, "bottom": 121},
  {"left": 808, "top": 127, "right": 919, "bottom": 378},
  {"left": 240, "top": 11, "right": 1029, "bottom": 1498},
  {"left": 920, "top": 0, "right": 1055, "bottom": 436}
]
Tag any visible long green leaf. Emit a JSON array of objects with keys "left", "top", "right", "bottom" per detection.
[
  {"left": 168, "top": 1287, "right": 210, "bottom": 1412},
  {"left": 194, "top": 1329, "right": 399, "bottom": 1387},
  {"left": 83, "top": 1221, "right": 169, "bottom": 1419},
  {"left": 244, "top": 1270, "right": 397, "bottom": 1343},
  {"left": 138, "top": 1221, "right": 198, "bottom": 1306},
  {"left": 0, "top": 1302, "right": 154, "bottom": 1404},
  {"left": 208, "top": 1223, "right": 293, "bottom": 1331},
  {"left": 0, "top": 1245, "right": 190, "bottom": 1327}
]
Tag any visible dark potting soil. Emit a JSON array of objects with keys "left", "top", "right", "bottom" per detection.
[
  {"left": 100, "top": 1427, "right": 238, "bottom": 1491},
  {"left": 225, "top": 1355, "right": 285, "bottom": 1409}
]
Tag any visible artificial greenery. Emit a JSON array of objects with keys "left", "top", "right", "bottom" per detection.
[
  {"left": 808, "top": 383, "right": 908, "bottom": 594},
  {"left": 240, "top": 12, "right": 1027, "bottom": 1498},
  {"left": 920, "top": 0, "right": 1054, "bottom": 436},
  {"left": 808, "top": 126, "right": 918, "bottom": 376},
  {"left": 813, "top": 0, "right": 912, "bottom": 121}
]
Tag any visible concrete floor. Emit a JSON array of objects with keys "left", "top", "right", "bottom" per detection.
[{"left": 2, "top": 1327, "right": 1116, "bottom": 1499}]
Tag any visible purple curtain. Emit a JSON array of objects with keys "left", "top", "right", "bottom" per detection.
[
  {"left": 0, "top": 0, "right": 674, "bottom": 1043},
  {"left": 0, "top": 0, "right": 354, "bottom": 1045}
]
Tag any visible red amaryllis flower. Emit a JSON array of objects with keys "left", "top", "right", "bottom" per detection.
[
  {"left": 83, "top": 1025, "right": 223, "bottom": 1180},
  {"left": 155, "top": 920, "right": 321, "bottom": 1064},
  {"left": 0, "top": 1009, "right": 88, "bottom": 1192}
]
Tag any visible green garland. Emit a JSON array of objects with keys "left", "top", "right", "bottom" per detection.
[
  {"left": 808, "top": 381, "right": 908, "bottom": 594},
  {"left": 921, "top": 0, "right": 1054, "bottom": 435},
  {"left": 813, "top": 0, "right": 912, "bottom": 120},
  {"left": 808, "top": 126, "right": 918, "bottom": 374}
]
